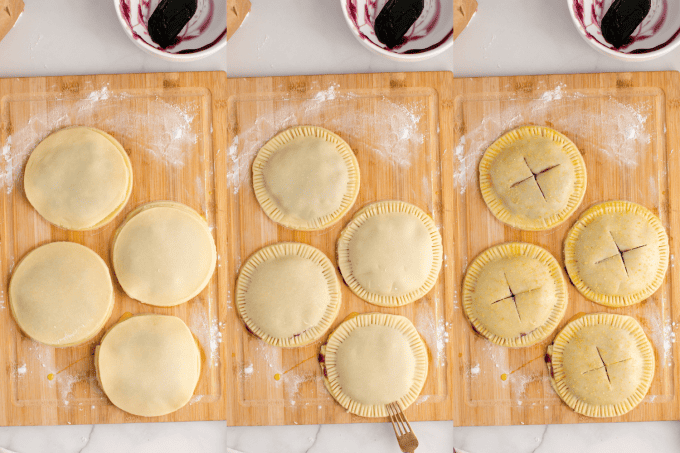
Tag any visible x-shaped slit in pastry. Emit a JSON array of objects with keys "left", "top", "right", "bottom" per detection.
[
  {"left": 582, "top": 347, "right": 632, "bottom": 384},
  {"left": 593, "top": 232, "right": 647, "bottom": 276},
  {"left": 509, "top": 158, "right": 560, "bottom": 201},
  {"left": 491, "top": 273, "right": 543, "bottom": 322}
]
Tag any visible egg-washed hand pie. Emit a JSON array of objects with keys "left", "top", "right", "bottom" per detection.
[
  {"left": 24, "top": 126, "right": 133, "bottom": 230},
  {"left": 95, "top": 314, "right": 202, "bottom": 417},
  {"left": 253, "top": 126, "right": 360, "bottom": 231},
  {"left": 546, "top": 313, "right": 654, "bottom": 418},
  {"left": 112, "top": 201, "right": 217, "bottom": 307},
  {"left": 564, "top": 200, "right": 669, "bottom": 307},
  {"left": 9, "top": 242, "right": 114, "bottom": 347},
  {"left": 337, "top": 200, "right": 442, "bottom": 307},
  {"left": 236, "top": 242, "right": 341, "bottom": 348},
  {"left": 319, "top": 313, "right": 428, "bottom": 418},
  {"left": 462, "top": 242, "right": 567, "bottom": 347},
  {"left": 479, "top": 125, "right": 586, "bottom": 231}
]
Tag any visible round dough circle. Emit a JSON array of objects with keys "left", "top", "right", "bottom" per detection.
[
  {"left": 253, "top": 126, "right": 360, "bottom": 231},
  {"left": 564, "top": 201, "right": 669, "bottom": 307},
  {"left": 462, "top": 242, "right": 568, "bottom": 347},
  {"left": 319, "top": 313, "right": 428, "bottom": 418},
  {"left": 236, "top": 242, "right": 342, "bottom": 347},
  {"left": 9, "top": 242, "right": 114, "bottom": 347},
  {"left": 337, "top": 201, "right": 443, "bottom": 307},
  {"left": 112, "top": 201, "right": 217, "bottom": 307},
  {"left": 96, "top": 314, "right": 201, "bottom": 417},
  {"left": 24, "top": 126, "right": 133, "bottom": 230},
  {"left": 546, "top": 313, "right": 654, "bottom": 418},
  {"left": 479, "top": 125, "right": 587, "bottom": 231}
]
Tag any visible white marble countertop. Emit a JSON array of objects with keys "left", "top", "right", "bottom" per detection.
[
  {"left": 226, "top": 0, "right": 680, "bottom": 452},
  {"left": 0, "top": 1, "right": 226, "bottom": 452}
]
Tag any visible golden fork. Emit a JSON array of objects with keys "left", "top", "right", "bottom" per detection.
[{"left": 387, "top": 402, "right": 419, "bottom": 453}]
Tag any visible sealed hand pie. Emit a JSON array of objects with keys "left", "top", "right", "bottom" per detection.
[
  {"left": 546, "top": 313, "right": 654, "bottom": 418},
  {"left": 253, "top": 126, "right": 360, "bottom": 231},
  {"left": 319, "top": 313, "right": 428, "bottom": 418},
  {"left": 564, "top": 200, "right": 669, "bottom": 307},
  {"left": 337, "top": 200, "right": 442, "bottom": 307},
  {"left": 236, "top": 242, "right": 341, "bottom": 347},
  {"left": 462, "top": 242, "right": 567, "bottom": 347},
  {"left": 479, "top": 126, "right": 586, "bottom": 231}
]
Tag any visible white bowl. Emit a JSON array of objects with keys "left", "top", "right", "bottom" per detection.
[
  {"left": 568, "top": 0, "right": 680, "bottom": 61},
  {"left": 341, "top": 0, "right": 454, "bottom": 62},
  {"left": 114, "top": 0, "right": 226, "bottom": 62}
]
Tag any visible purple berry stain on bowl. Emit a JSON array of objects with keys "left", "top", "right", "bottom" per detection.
[
  {"left": 347, "top": 0, "right": 452, "bottom": 54},
  {"left": 601, "top": 0, "right": 651, "bottom": 48},
  {"left": 573, "top": 0, "right": 680, "bottom": 54},
  {"left": 375, "top": 0, "right": 425, "bottom": 48},
  {"left": 120, "top": 0, "right": 226, "bottom": 54},
  {"left": 148, "top": 0, "right": 198, "bottom": 49}
]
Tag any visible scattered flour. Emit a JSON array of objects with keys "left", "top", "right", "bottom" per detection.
[
  {"left": 1, "top": 85, "right": 198, "bottom": 193},
  {"left": 454, "top": 84, "right": 652, "bottom": 194},
  {"left": 227, "top": 83, "right": 426, "bottom": 194}
]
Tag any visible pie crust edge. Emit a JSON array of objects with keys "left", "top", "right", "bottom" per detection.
[{"left": 479, "top": 125, "right": 587, "bottom": 231}]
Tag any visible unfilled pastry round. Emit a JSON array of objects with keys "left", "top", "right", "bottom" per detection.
[
  {"left": 9, "top": 242, "right": 114, "bottom": 347},
  {"left": 546, "top": 313, "right": 654, "bottom": 418},
  {"left": 462, "top": 242, "right": 567, "bottom": 347},
  {"left": 253, "top": 126, "right": 360, "bottom": 231},
  {"left": 236, "top": 242, "right": 341, "bottom": 347},
  {"left": 95, "top": 314, "right": 202, "bottom": 417},
  {"left": 479, "top": 125, "right": 586, "bottom": 231},
  {"left": 564, "top": 201, "right": 669, "bottom": 307},
  {"left": 319, "top": 313, "right": 428, "bottom": 418},
  {"left": 24, "top": 126, "right": 133, "bottom": 230},
  {"left": 112, "top": 201, "right": 217, "bottom": 307},
  {"left": 337, "top": 200, "right": 442, "bottom": 307}
]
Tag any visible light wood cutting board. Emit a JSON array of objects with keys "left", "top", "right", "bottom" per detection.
[
  {"left": 0, "top": 71, "right": 227, "bottom": 426},
  {"left": 451, "top": 71, "right": 680, "bottom": 426},
  {"left": 226, "top": 72, "right": 456, "bottom": 426}
]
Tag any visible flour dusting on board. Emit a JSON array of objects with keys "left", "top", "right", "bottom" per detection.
[
  {"left": 189, "top": 300, "right": 222, "bottom": 368},
  {"left": 227, "top": 83, "right": 426, "bottom": 194},
  {"left": 454, "top": 84, "right": 652, "bottom": 193},
  {"left": 0, "top": 85, "right": 198, "bottom": 193}
]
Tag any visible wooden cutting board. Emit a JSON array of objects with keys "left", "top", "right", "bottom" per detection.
[
  {"left": 226, "top": 72, "right": 456, "bottom": 426},
  {"left": 0, "top": 71, "right": 227, "bottom": 426},
  {"left": 451, "top": 71, "right": 680, "bottom": 426}
]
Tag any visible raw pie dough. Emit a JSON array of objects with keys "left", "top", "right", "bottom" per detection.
[
  {"left": 112, "top": 201, "right": 217, "bottom": 307},
  {"left": 24, "top": 126, "right": 133, "bottom": 230},
  {"left": 479, "top": 125, "right": 586, "bottom": 231},
  {"left": 546, "top": 313, "right": 654, "bottom": 418},
  {"left": 337, "top": 201, "right": 442, "bottom": 307},
  {"left": 253, "top": 126, "right": 360, "bottom": 230},
  {"left": 564, "top": 201, "right": 669, "bottom": 307},
  {"left": 96, "top": 314, "right": 202, "bottom": 417},
  {"left": 236, "top": 242, "right": 341, "bottom": 347},
  {"left": 9, "top": 242, "right": 114, "bottom": 347},
  {"left": 319, "top": 313, "right": 428, "bottom": 418},
  {"left": 462, "top": 242, "right": 567, "bottom": 347}
]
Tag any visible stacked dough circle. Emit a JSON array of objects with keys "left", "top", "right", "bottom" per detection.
[
  {"left": 319, "top": 313, "right": 428, "bottom": 418},
  {"left": 564, "top": 201, "right": 669, "bottom": 307},
  {"left": 337, "top": 200, "right": 442, "bottom": 307},
  {"left": 462, "top": 242, "right": 567, "bottom": 347},
  {"left": 9, "top": 242, "right": 114, "bottom": 347},
  {"left": 96, "top": 314, "right": 201, "bottom": 417},
  {"left": 236, "top": 242, "right": 341, "bottom": 347},
  {"left": 547, "top": 313, "right": 654, "bottom": 418},
  {"left": 479, "top": 125, "right": 587, "bottom": 231},
  {"left": 253, "top": 126, "right": 360, "bottom": 230},
  {"left": 24, "top": 126, "right": 133, "bottom": 230},
  {"left": 112, "top": 201, "right": 217, "bottom": 307}
]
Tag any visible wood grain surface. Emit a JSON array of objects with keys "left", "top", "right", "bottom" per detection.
[
  {"left": 0, "top": 72, "right": 227, "bottom": 426},
  {"left": 451, "top": 71, "right": 680, "bottom": 426},
  {"left": 226, "top": 72, "right": 456, "bottom": 426}
]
